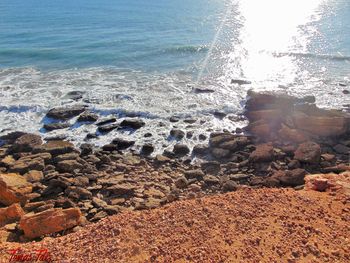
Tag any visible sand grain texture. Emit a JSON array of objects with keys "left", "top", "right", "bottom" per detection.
[{"left": 0, "top": 188, "right": 349, "bottom": 262}]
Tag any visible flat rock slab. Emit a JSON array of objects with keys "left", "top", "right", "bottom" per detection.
[
  {"left": 0, "top": 173, "right": 32, "bottom": 206},
  {"left": 20, "top": 208, "right": 82, "bottom": 239},
  {"left": 46, "top": 105, "right": 87, "bottom": 120}
]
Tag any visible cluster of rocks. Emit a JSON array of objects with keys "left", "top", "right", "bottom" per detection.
[{"left": 0, "top": 90, "right": 350, "bottom": 242}]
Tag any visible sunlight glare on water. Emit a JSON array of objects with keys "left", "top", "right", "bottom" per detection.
[{"left": 220, "top": 0, "right": 329, "bottom": 91}]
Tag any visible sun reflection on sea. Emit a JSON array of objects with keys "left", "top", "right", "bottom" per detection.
[{"left": 220, "top": 0, "right": 328, "bottom": 91}]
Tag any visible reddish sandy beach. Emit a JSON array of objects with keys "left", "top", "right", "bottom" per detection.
[{"left": 0, "top": 187, "right": 349, "bottom": 263}]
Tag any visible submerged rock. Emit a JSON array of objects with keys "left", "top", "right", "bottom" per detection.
[
  {"left": 231, "top": 79, "right": 252, "bottom": 85},
  {"left": 170, "top": 129, "right": 185, "bottom": 140}
]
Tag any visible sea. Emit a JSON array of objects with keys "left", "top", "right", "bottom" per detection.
[{"left": 0, "top": 0, "right": 349, "bottom": 150}]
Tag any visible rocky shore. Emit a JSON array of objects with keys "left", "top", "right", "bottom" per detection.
[{"left": 0, "top": 90, "right": 349, "bottom": 244}]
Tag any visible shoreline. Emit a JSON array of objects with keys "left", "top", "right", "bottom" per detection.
[{"left": 0, "top": 90, "right": 349, "bottom": 259}]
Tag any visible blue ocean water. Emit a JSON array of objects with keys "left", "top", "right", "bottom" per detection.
[
  {"left": 0, "top": 0, "right": 224, "bottom": 71},
  {"left": 0, "top": 0, "right": 349, "bottom": 148}
]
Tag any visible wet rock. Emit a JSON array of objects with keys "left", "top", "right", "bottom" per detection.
[
  {"left": 222, "top": 180, "right": 238, "bottom": 192},
  {"left": 209, "top": 133, "right": 236, "bottom": 148},
  {"left": 0, "top": 131, "right": 27, "bottom": 144},
  {"left": 46, "top": 105, "right": 87, "bottom": 120},
  {"left": 20, "top": 208, "right": 82, "bottom": 239},
  {"left": 0, "top": 203, "right": 24, "bottom": 227},
  {"left": 249, "top": 144, "right": 274, "bottom": 162},
  {"left": 231, "top": 79, "right": 251, "bottom": 85},
  {"left": 193, "top": 87, "right": 215, "bottom": 93},
  {"left": 85, "top": 133, "right": 98, "bottom": 140},
  {"left": 96, "top": 118, "right": 117, "bottom": 126},
  {"left": 120, "top": 118, "right": 145, "bottom": 129},
  {"left": 65, "top": 91, "right": 85, "bottom": 101},
  {"left": 186, "top": 131, "right": 193, "bottom": 139},
  {"left": 343, "top": 89, "right": 350, "bottom": 94},
  {"left": 102, "top": 144, "right": 118, "bottom": 152},
  {"left": 141, "top": 144, "right": 154, "bottom": 155},
  {"left": 33, "top": 140, "right": 74, "bottom": 156},
  {"left": 294, "top": 142, "right": 321, "bottom": 164},
  {"left": 203, "top": 175, "right": 220, "bottom": 185},
  {"left": 80, "top": 143, "right": 93, "bottom": 156},
  {"left": 43, "top": 122, "right": 70, "bottom": 131},
  {"left": 333, "top": 144, "right": 350, "bottom": 154},
  {"left": 169, "top": 116, "right": 180, "bottom": 123},
  {"left": 0, "top": 173, "right": 32, "bottom": 206},
  {"left": 170, "top": 129, "right": 185, "bottom": 140},
  {"left": 11, "top": 133, "right": 42, "bottom": 153},
  {"left": 211, "top": 147, "right": 231, "bottom": 159},
  {"left": 184, "top": 119, "right": 196, "bottom": 124},
  {"left": 173, "top": 144, "right": 190, "bottom": 157},
  {"left": 213, "top": 111, "right": 227, "bottom": 119},
  {"left": 175, "top": 176, "right": 188, "bottom": 189},
  {"left": 97, "top": 123, "right": 119, "bottom": 133},
  {"left": 192, "top": 144, "right": 209, "bottom": 156},
  {"left": 201, "top": 161, "right": 221, "bottom": 175},
  {"left": 57, "top": 160, "right": 83, "bottom": 173},
  {"left": 246, "top": 90, "right": 298, "bottom": 111},
  {"left": 112, "top": 138, "right": 135, "bottom": 150},
  {"left": 198, "top": 134, "right": 207, "bottom": 140},
  {"left": 77, "top": 111, "right": 99, "bottom": 122},
  {"left": 24, "top": 170, "right": 44, "bottom": 183},
  {"left": 144, "top": 133, "right": 153, "bottom": 138}
]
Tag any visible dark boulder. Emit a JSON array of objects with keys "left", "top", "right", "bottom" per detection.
[
  {"left": 170, "top": 129, "right": 185, "bottom": 140},
  {"left": 172, "top": 144, "right": 190, "bottom": 157},
  {"left": 112, "top": 138, "right": 135, "bottom": 150},
  {"left": 43, "top": 123, "right": 70, "bottom": 131},
  {"left": 141, "top": 144, "right": 154, "bottom": 155},
  {"left": 120, "top": 119, "right": 145, "bottom": 129},
  {"left": 77, "top": 112, "right": 99, "bottom": 122},
  {"left": 46, "top": 105, "right": 87, "bottom": 120}
]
